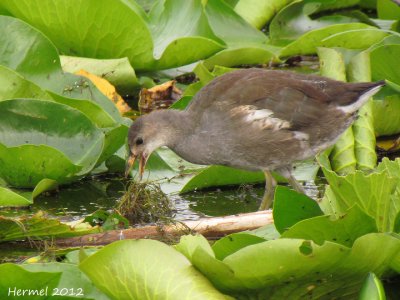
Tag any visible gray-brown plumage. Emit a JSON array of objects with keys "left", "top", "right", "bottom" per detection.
[{"left": 126, "top": 68, "right": 385, "bottom": 210}]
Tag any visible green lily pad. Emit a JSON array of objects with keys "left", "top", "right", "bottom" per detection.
[
  {"left": 126, "top": 147, "right": 201, "bottom": 194},
  {"left": 0, "top": 99, "right": 104, "bottom": 187},
  {"left": 279, "top": 23, "right": 372, "bottom": 57},
  {"left": 1, "top": 0, "right": 225, "bottom": 71},
  {"left": 273, "top": 186, "right": 323, "bottom": 234},
  {"left": 270, "top": 0, "right": 362, "bottom": 46},
  {"left": 0, "top": 99, "right": 104, "bottom": 162},
  {"left": 0, "top": 144, "right": 82, "bottom": 187},
  {"left": 148, "top": 0, "right": 224, "bottom": 70},
  {"left": 250, "top": 223, "right": 281, "bottom": 240},
  {"left": 233, "top": 0, "right": 294, "bottom": 29},
  {"left": 347, "top": 50, "right": 377, "bottom": 171},
  {"left": 0, "top": 15, "right": 122, "bottom": 123},
  {"left": 212, "top": 233, "right": 267, "bottom": 260},
  {"left": 0, "top": 65, "right": 51, "bottom": 101},
  {"left": 0, "top": 178, "right": 58, "bottom": 207},
  {"left": 359, "top": 273, "right": 387, "bottom": 300},
  {"left": 203, "top": 0, "right": 279, "bottom": 67},
  {"left": 205, "top": 0, "right": 268, "bottom": 47},
  {"left": 321, "top": 163, "right": 399, "bottom": 232},
  {"left": 96, "top": 124, "right": 129, "bottom": 167},
  {"left": 23, "top": 263, "right": 109, "bottom": 300},
  {"left": 180, "top": 166, "right": 265, "bottom": 194},
  {"left": 185, "top": 233, "right": 400, "bottom": 298},
  {"left": 377, "top": 0, "right": 400, "bottom": 20},
  {"left": 373, "top": 95, "right": 400, "bottom": 136},
  {"left": 203, "top": 46, "right": 277, "bottom": 69},
  {"left": 79, "top": 239, "right": 232, "bottom": 300},
  {"left": 320, "top": 28, "right": 389, "bottom": 49},
  {"left": 371, "top": 44, "right": 400, "bottom": 86},
  {"left": 60, "top": 56, "right": 139, "bottom": 94},
  {"left": 0, "top": 212, "right": 99, "bottom": 242},
  {"left": 282, "top": 205, "right": 378, "bottom": 247},
  {"left": 47, "top": 91, "right": 117, "bottom": 129},
  {"left": 0, "top": 263, "right": 61, "bottom": 300},
  {"left": 318, "top": 47, "right": 356, "bottom": 175},
  {"left": 175, "top": 234, "right": 215, "bottom": 261},
  {"left": 0, "top": 0, "right": 154, "bottom": 70},
  {"left": 0, "top": 187, "right": 32, "bottom": 207},
  {"left": 0, "top": 60, "right": 116, "bottom": 129}
]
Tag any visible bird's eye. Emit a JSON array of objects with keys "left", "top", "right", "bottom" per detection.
[{"left": 135, "top": 137, "right": 144, "bottom": 145}]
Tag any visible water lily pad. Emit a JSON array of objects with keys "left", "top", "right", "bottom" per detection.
[
  {"left": 377, "top": 0, "right": 400, "bottom": 20},
  {"left": 270, "top": 0, "right": 362, "bottom": 46},
  {"left": 23, "top": 263, "right": 109, "bottom": 300},
  {"left": 359, "top": 273, "right": 387, "bottom": 300},
  {"left": 282, "top": 205, "right": 378, "bottom": 247},
  {"left": 60, "top": 56, "right": 139, "bottom": 94},
  {"left": 273, "top": 186, "right": 323, "bottom": 233},
  {"left": 0, "top": 187, "right": 32, "bottom": 207},
  {"left": 180, "top": 166, "right": 265, "bottom": 194},
  {"left": 347, "top": 50, "right": 377, "bottom": 171},
  {"left": 79, "top": 239, "right": 232, "bottom": 300},
  {"left": 0, "top": 65, "right": 51, "bottom": 101},
  {"left": 371, "top": 44, "right": 400, "bottom": 85},
  {"left": 373, "top": 95, "right": 400, "bottom": 136},
  {"left": 0, "top": 15, "right": 122, "bottom": 123},
  {"left": 0, "top": 178, "right": 58, "bottom": 207},
  {"left": 148, "top": 0, "right": 224, "bottom": 70},
  {"left": 212, "top": 233, "right": 267, "bottom": 260},
  {"left": 1, "top": 0, "right": 225, "bottom": 71},
  {"left": 233, "top": 0, "right": 294, "bottom": 29},
  {"left": 279, "top": 23, "right": 372, "bottom": 57},
  {"left": 0, "top": 99, "right": 104, "bottom": 186},
  {"left": 184, "top": 233, "right": 400, "bottom": 298},
  {"left": 321, "top": 164, "right": 399, "bottom": 232},
  {"left": 0, "top": 60, "right": 116, "bottom": 129},
  {"left": 203, "top": 0, "right": 278, "bottom": 67},
  {"left": 0, "top": 263, "right": 61, "bottom": 299},
  {"left": 0, "top": 0, "right": 154, "bottom": 70},
  {"left": 321, "top": 28, "right": 388, "bottom": 49},
  {"left": 203, "top": 46, "right": 277, "bottom": 69},
  {"left": 0, "top": 144, "right": 82, "bottom": 187},
  {"left": 0, "top": 212, "right": 99, "bottom": 242},
  {"left": 318, "top": 47, "right": 356, "bottom": 175}
]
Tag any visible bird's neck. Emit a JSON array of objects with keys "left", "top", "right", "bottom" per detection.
[
  {"left": 149, "top": 109, "right": 193, "bottom": 148},
  {"left": 150, "top": 109, "right": 212, "bottom": 164}
]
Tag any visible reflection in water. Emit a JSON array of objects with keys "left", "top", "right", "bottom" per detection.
[
  {"left": 181, "top": 185, "right": 262, "bottom": 217},
  {"left": 180, "top": 181, "right": 321, "bottom": 218},
  {"left": 0, "top": 176, "right": 128, "bottom": 220},
  {"left": 0, "top": 176, "right": 323, "bottom": 222}
]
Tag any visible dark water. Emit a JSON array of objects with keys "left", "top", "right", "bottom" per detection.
[{"left": 0, "top": 175, "right": 322, "bottom": 222}]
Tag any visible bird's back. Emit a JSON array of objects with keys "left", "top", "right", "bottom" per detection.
[{"left": 182, "top": 69, "right": 384, "bottom": 171}]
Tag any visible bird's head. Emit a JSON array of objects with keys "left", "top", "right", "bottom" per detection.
[{"left": 125, "top": 112, "right": 171, "bottom": 179}]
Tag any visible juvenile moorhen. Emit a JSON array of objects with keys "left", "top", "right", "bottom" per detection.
[{"left": 126, "top": 69, "right": 385, "bottom": 210}]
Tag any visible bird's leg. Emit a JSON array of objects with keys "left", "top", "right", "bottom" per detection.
[
  {"left": 278, "top": 166, "right": 305, "bottom": 194},
  {"left": 287, "top": 174, "right": 305, "bottom": 194},
  {"left": 259, "top": 170, "right": 276, "bottom": 210}
]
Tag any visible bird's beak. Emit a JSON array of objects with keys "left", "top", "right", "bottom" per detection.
[
  {"left": 125, "top": 154, "right": 136, "bottom": 178},
  {"left": 125, "top": 153, "right": 149, "bottom": 180}
]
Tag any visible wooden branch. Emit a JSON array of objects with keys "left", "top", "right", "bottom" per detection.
[{"left": 56, "top": 210, "right": 273, "bottom": 247}]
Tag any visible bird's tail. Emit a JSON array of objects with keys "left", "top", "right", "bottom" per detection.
[{"left": 338, "top": 80, "right": 386, "bottom": 114}]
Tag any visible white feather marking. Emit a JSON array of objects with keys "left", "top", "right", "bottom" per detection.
[
  {"left": 243, "top": 109, "right": 273, "bottom": 122},
  {"left": 293, "top": 131, "right": 309, "bottom": 141},
  {"left": 338, "top": 85, "right": 383, "bottom": 114},
  {"left": 231, "top": 105, "right": 291, "bottom": 130}
]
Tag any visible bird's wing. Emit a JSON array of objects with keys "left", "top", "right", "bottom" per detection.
[{"left": 187, "top": 69, "right": 333, "bottom": 132}]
